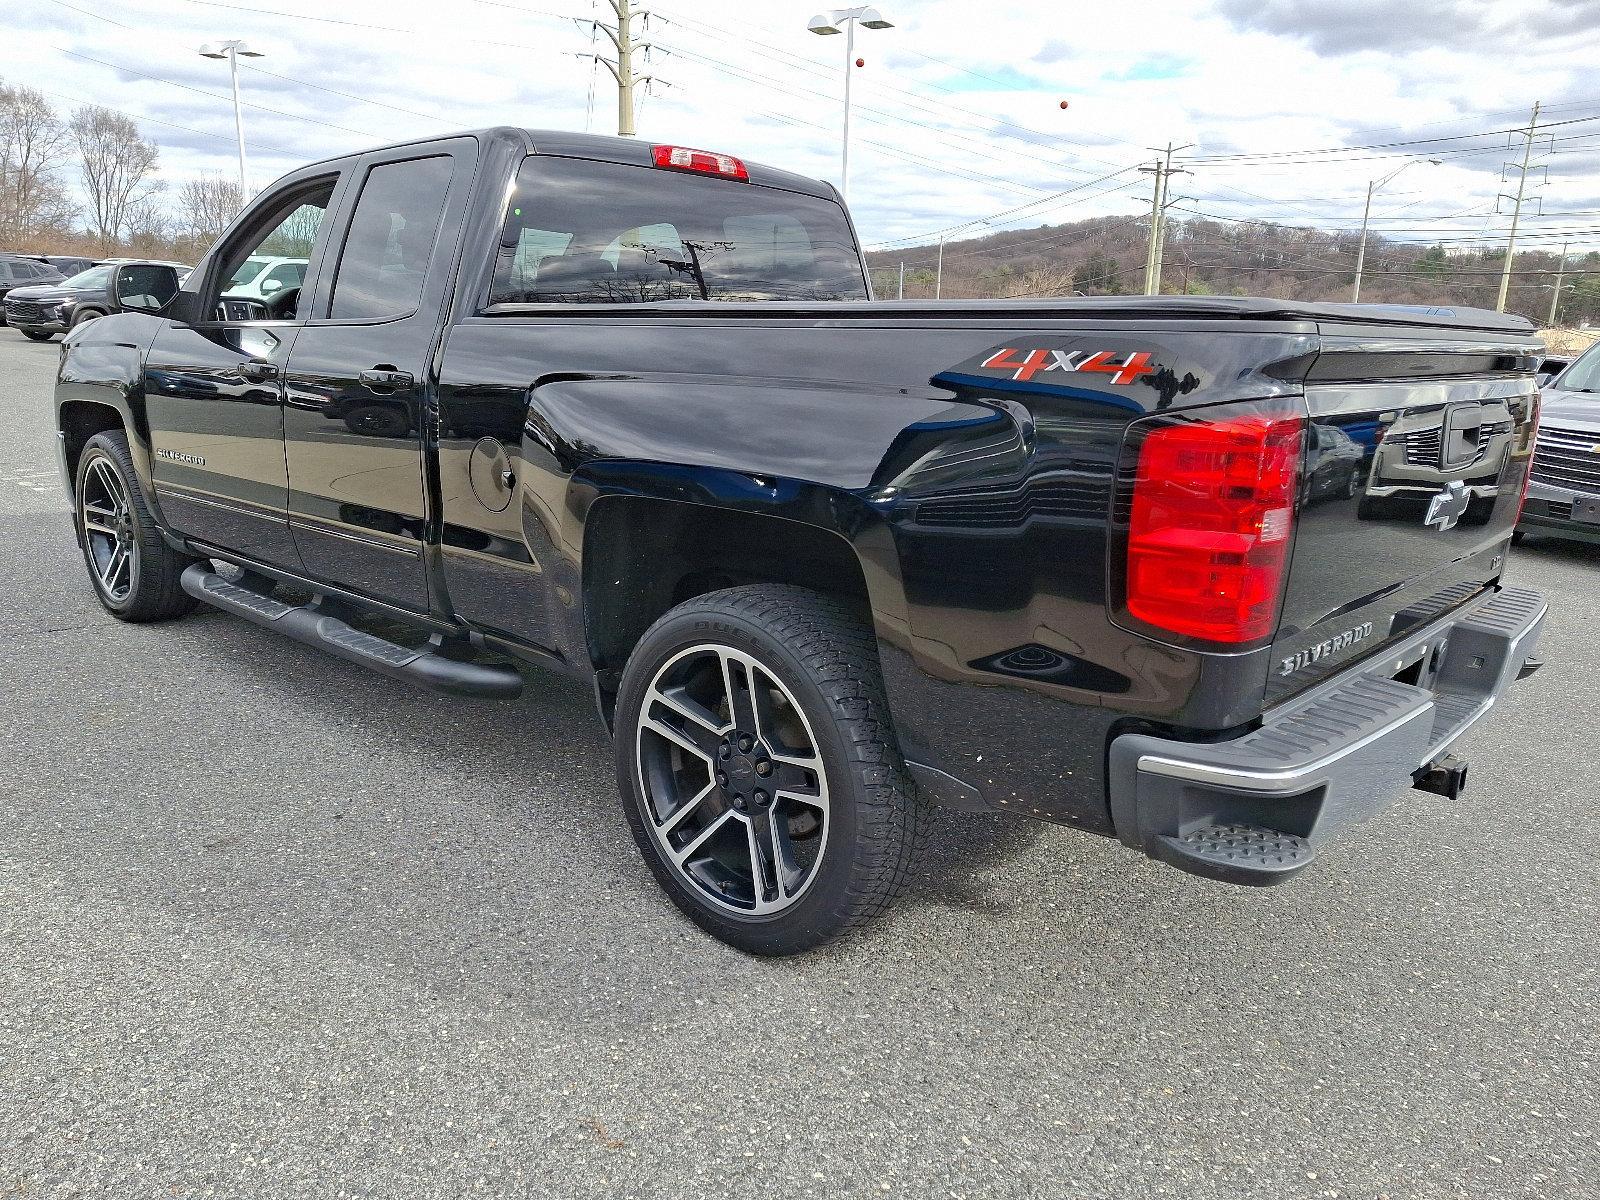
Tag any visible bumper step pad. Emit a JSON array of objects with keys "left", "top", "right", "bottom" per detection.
[
  {"left": 181, "top": 565, "right": 523, "bottom": 700},
  {"left": 1109, "top": 583, "right": 1546, "bottom": 888},
  {"left": 1157, "top": 823, "right": 1315, "bottom": 886}
]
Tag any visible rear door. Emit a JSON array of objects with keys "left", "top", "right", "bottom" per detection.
[
  {"left": 144, "top": 169, "right": 347, "bottom": 569},
  {"left": 281, "top": 139, "right": 476, "bottom": 611}
]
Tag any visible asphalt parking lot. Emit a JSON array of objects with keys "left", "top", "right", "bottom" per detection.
[{"left": 0, "top": 329, "right": 1595, "bottom": 1200}]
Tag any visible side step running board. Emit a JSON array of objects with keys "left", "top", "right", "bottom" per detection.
[{"left": 181, "top": 565, "right": 523, "bottom": 700}]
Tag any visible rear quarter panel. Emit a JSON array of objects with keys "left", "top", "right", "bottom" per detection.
[{"left": 436, "top": 313, "right": 1317, "bottom": 832}]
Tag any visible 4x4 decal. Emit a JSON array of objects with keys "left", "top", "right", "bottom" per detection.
[{"left": 980, "top": 348, "right": 1156, "bottom": 386}]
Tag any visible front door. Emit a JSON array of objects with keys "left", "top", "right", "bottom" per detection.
[
  {"left": 145, "top": 171, "right": 346, "bottom": 570},
  {"left": 282, "top": 141, "right": 475, "bottom": 611}
]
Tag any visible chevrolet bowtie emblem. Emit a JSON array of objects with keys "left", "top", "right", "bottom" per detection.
[{"left": 1424, "top": 479, "right": 1471, "bottom": 531}]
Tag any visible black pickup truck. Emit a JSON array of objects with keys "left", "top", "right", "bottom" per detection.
[{"left": 52, "top": 128, "right": 1548, "bottom": 954}]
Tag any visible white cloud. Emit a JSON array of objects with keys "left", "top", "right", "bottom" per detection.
[{"left": 8, "top": 0, "right": 1598, "bottom": 256}]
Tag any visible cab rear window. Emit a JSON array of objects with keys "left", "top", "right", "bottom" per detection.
[{"left": 488, "top": 156, "right": 867, "bottom": 306}]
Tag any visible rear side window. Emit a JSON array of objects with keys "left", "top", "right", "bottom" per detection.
[
  {"left": 489, "top": 156, "right": 867, "bottom": 305},
  {"left": 329, "top": 155, "right": 454, "bottom": 321}
]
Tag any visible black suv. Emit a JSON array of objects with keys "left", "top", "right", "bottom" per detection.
[
  {"left": 0, "top": 256, "right": 66, "bottom": 323},
  {"left": 3, "top": 259, "right": 187, "bottom": 341}
]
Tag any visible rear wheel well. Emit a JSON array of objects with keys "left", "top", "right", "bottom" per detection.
[
  {"left": 583, "top": 496, "right": 874, "bottom": 719},
  {"left": 60, "top": 401, "right": 127, "bottom": 483}
]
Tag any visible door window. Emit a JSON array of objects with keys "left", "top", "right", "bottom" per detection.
[
  {"left": 210, "top": 178, "right": 336, "bottom": 322},
  {"left": 327, "top": 156, "right": 455, "bottom": 322}
]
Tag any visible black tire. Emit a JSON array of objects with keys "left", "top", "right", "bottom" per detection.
[
  {"left": 75, "top": 430, "right": 198, "bottom": 622},
  {"left": 22, "top": 329, "right": 54, "bottom": 342},
  {"left": 69, "top": 308, "right": 103, "bottom": 329},
  {"left": 614, "top": 584, "right": 928, "bottom": 955}
]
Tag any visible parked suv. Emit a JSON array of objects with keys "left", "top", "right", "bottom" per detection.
[
  {"left": 3, "top": 260, "right": 187, "bottom": 340},
  {"left": 0, "top": 255, "right": 66, "bottom": 323},
  {"left": 1519, "top": 338, "right": 1600, "bottom": 543},
  {"left": 222, "top": 254, "right": 308, "bottom": 306}
]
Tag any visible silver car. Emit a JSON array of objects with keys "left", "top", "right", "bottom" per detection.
[{"left": 1519, "top": 339, "right": 1600, "bottom": 544}]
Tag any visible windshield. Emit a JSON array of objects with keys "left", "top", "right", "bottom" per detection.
[
  {"left": 1554, "top": 341, "right": 1600, "bottom": 393},
  {"left": 228, "top": 256, "right": 273, "bottom": 288},
  {"left": 63, "top": 266, "right": 112, "bottom": 289},
  {"left": 490, "top": 156, "right": 868, "bottom": 305}
]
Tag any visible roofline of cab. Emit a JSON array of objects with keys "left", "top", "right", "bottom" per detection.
[{"left": 254, "top": 126, "right": 840, "bottom": 207}]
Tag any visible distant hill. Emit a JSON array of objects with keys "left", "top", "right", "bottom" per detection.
[{"left": 864, "top": 214, "right": 1600, "bottom": 325}]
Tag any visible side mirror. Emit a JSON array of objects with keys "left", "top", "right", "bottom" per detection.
[{"left": 262, "top": 277, "right": 284, "bottom": 293}]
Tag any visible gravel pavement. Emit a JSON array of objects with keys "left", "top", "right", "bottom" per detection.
[{"left": 0, "top": 330, "right": 1595, "bottom": 1199}]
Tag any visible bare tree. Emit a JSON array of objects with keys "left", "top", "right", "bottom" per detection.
[
  {"left": 0, "top": 82, "right": 78, "bottom": 246},
  {"left": 178, "top": 173, "right": 243, "bottom": 245},
  {"left": 70, "top": 105, "right": 162, "bottom": 251}
]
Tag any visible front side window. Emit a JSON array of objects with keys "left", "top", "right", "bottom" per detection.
[
  {"left": 488, "top": 156, "right": 868, "bottom": 306},
  {"left": 211, "top": 178, "right": 336, "bottom": 321},
  {"left": 328, "top": 155, "right": 455, "bottom": 322}
]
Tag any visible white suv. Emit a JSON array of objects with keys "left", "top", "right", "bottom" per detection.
[{"left": 222, "top": 255, "right": 308, "bottom": 302}]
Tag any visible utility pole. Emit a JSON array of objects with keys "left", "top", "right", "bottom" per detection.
[
  {"left": 935, "top": 233, "right": 946, "bottom": 299},
  {"left": 580, "top": 0, "right": 658, "bottom": 136},
  {"left": 1548, "top": 241, "right": 1569, "bottom": 326},
  {"left": 1351, "top": 157, "right": 1440, "bottom": 303},
  {"left": 1496, "top": 101, "right": 1544, "bottom": 314},
  {"left": 897, "top": 260, "right": 905, "bottom": 300},
  {"left": 1139, "top": 143, "right": 1191, "bottom": 296}
]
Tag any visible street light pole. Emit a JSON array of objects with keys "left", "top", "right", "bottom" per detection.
[
  {"left": 807, "top": 7, "right": 894, "bottom": 202},
  {"left": 1351, "top": 156, "right": 1441, "bottom": 303},
  {"left": 199, "top": 39, "right": 265, "bottom": 194},
  {"left": 1548, "top": 241, "right": 1569, "bottom": 326}
]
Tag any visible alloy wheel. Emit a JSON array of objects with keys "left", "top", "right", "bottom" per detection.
[
  {"left": 635, "top": 643, "right": 831, "bottom": 916},
  {"left": 80, "top": 456, "right": 137, "bottom": 602}
]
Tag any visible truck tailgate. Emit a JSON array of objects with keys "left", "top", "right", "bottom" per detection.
[{"left": 1267, "top": 322, "right": 1541, "bottom": 704}]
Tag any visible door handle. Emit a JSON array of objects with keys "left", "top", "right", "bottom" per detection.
[
  {"left": 360, "top": 367, "right": 415, "bottom": 392},
  {"left": 238, "top": 360, "right": 279, "bottom": 382}
]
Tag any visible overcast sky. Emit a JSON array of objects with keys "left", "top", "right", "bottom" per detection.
[{"left": 9, "top": 0, "right": 1600, "bottom": 257}]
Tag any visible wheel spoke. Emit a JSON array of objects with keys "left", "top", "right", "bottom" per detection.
[
  {"left": 102, "top": 544, "right": 129, "bottom": 592},
  {"left": 640, "top": 713, "right": 715, "bottom": 766},
  {"left": 749, "top": 809, "right": 799, "bottom": 908},
  {"left": 659, "top": 779, "right": 715, "bottom": 837},
  {"left": 83, "top": 518, "right": 117, "bottom": 537},
  {"left": 718, "top": 650, "right": 761, "bottom": 736},
  {"left": 645, "top": 684, "right": 728, "bottom": 758},
  {"left": 670, "top": 807, "right": 738, "bottom": 867}
]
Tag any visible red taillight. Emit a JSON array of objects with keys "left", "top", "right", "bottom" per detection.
[
  {"left": 1125, "top": 410, "right": 1305, "bottom": 643},
  {"left": 651, "top": 144, "right": 749, "bottom": 181}
]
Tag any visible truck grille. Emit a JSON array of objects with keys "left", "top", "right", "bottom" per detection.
[
  {"left": 4, "top": 300, "right": 45, "bottom": 323},
  {"left": 1402, "top": 417, "right": 1512, "bottom": 466},
  {"left": 1530, "top": 424, "right": 1600, "bottom": 495}
]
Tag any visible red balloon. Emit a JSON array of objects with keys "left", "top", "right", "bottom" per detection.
[
  {"left": 856, "top": 57, "right": 865, "bottom": 67},
  {"left": 1059, "top": 99, "right": 1070, "bottom": 109}
]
